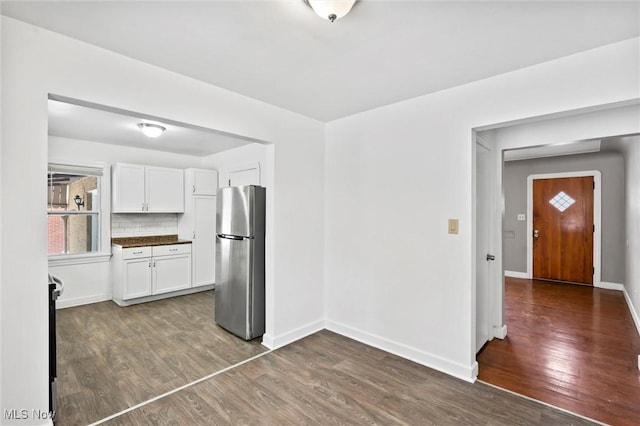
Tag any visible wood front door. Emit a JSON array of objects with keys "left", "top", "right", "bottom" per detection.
[{"left": 533, "top": 176, "right": 594, "bottom": 285}]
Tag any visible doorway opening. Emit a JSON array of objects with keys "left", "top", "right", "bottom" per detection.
[
  {"left": 47, "top": 95, "right": 277, "bottom": 425},
  {"left": 474, "top": 122, "right": 640, "bottom": 423}
]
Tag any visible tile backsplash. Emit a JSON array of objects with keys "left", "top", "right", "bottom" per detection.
[{"left": 111, "top": 213, "right": 178, "bottom": 237}]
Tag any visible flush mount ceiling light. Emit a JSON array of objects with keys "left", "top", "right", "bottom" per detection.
[
  {"left": 306, "top": 0, "right": 356, "bottom": 22},
  {"left": 137, "top": 123, "right": 166, "bottom": 138}
]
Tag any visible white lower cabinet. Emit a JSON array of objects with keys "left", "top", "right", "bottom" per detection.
[
  {"left": 112, "top": 244, "right": 192, "bottom": 305},
  {"left": 123, "top": 256, "right": 153, "bottom": 299},
  {"left": 151, "top": 245, "right": 192, "bottom": 295}
]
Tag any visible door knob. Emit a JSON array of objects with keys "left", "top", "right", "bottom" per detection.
[{"left": 533, "top": 229, "right": 540, "bottom": 238}]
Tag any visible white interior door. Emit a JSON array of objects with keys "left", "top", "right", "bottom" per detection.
[
  {"left": 475, "top": 142, "right": 492, "bottom": 353},
  {"left": 228, "top": 166, "right": 260, "bottom": 187}
]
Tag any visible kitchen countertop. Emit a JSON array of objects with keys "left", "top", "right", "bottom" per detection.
[{"left": 111, "top": 234, "right": 192, "bottom": 248}]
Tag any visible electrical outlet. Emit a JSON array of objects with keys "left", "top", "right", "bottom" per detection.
[{"left": 517, "top": 214, "right": 526, "bottom": 221}]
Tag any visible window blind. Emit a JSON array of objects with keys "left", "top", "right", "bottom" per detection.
[{"left": 48, "top": 163, "right": 103, "bottom": 177}]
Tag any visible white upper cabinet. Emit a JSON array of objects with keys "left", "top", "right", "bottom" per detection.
[
  {"left": 112, "top": 163, "right": 146, "bottom": 212},
  {"left": 112, "top": 163, "right": 184, "bottom": 213},
  {"left": 145, "top": 166, "right": 184, "bottom": 212},
  {"left": 186, "top": 168, "right": 218, "bottom": 195}
]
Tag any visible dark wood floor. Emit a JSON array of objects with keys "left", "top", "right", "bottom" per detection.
[
  {"left": 477, "top": 278, "right": 640, "bottom": 426},
  {"left": 56, "top": 290, "right": 267, "bottom": 426},
  {"left": 101, "top": 330, "right": 595, "bottom": 425}
]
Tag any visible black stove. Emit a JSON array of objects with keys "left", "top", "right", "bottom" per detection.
[{"left": 48, "top": 274, "right": 63, "bottom": 423}]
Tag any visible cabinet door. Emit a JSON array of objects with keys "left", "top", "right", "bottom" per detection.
[
  {"left": 112, "top": 163, "right": 146, "bottom": 212},
  {"left": 123, "top": 257, "right": 152, "bottom": 299},
  {"left": 146, "top": 166, "right": 184, "bottom": 212},
  {"left": 193, "top": 196, "right": 216, "bottom": 287},
  {"left": 192, "top": 169, "right": 218, "bottom": 196},
  {"left": 153, "top": 254, "right": 192, "bottom": 294}
]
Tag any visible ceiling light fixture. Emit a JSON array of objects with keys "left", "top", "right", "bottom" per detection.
[
  {"left": 137, "top": 123, "right": 166, "bottom": 138},
  {"left": 306, "top": 0, "right": 356, "bottom": 23}
]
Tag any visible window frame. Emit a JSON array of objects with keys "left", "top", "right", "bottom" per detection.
[{"left": 47, "top": 161, "right": 112, "bottom": 266}]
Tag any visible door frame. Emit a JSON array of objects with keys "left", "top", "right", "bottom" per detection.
[
  {"left": 526, "top": 170, "right": 602, "bottom": 287},
  {"left": 474, "top": 137, "right": 493, "bottom": 353}
]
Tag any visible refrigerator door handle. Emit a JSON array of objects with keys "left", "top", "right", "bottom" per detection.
[{"left": 218, "top": 234, "right": 248, "bottom": 241}]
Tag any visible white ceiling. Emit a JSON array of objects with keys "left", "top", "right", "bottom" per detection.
[
  {"left": 3, "top": 1, "right": 639, "bottom": 123},
  {"left": 4, "top": 1, "right": 639, "bottom": 157},
  {"left": 503, "top": 139, "right": 602, "bottom": 161},
  {"left": 48, "top": 98, "right": 258, "bottom": 156}
]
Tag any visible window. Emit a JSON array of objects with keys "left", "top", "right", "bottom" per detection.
[
  {"left": 549, "top": 191, "right": 576, "bottom": 213},
  {"left": 48, "top": 163, "right": 106, "bottom": 258}
]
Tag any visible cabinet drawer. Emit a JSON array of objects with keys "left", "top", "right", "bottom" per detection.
[
  {"left": 122, "top": 246, "right": 152, "bottom": 260},
  {"left": 152, "top": 244, "right": 191, "bottom": 257}
]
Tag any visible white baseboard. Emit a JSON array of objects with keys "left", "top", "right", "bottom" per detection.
[
  {"left": 596, "top": 281, "right": 625, "bottom": 291},
  {"left": 262, "top": 319, "right": 325, "bottom": 350},
  {"left": 492, "top": 324, "right": 508, "bottom": 339},
  {"left": 622, "top": 287, "right": 640, "bottom": 338},
  {"left": 112, "top": 285, "right": 214, "bottom": 307},
  {"left": 57, "top": 293, "right": 112, "bottom": 309},
  {"left": 504, "top": 270, "right": 528, "bottom": 279},
  {"left": 470, "top": 361, "right": 478, "bottom": 379},
  {"left": 325, "top": 320, "right": 477, "bottom": 383},
  {"left": 261, "top": 334, "right": 275, "bottom": 349}
]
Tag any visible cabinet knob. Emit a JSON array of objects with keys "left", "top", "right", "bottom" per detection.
[{"left": 192, "top": 185, "right": 196, "bottom": 193}]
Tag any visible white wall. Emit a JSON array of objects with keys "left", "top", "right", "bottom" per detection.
[
  {"left": 203, "top": 142, "right": 269, "bottom": 186},
  {"left": 489, "top": 104, "right": 640, "bottom": 149},
  {"left": 623, "top": 137, "right": 640, "bottom": 334},
  {"left": 0, "top": 13, "right": 4, "bottom": 415},
  {"left": 608, "top": 136, "right": 640, "bottom": 334},
  {"left": 1, "top": 17, "right": 324, "bottom": 423},
  {"left": 324, "top": 38, "right": 640, "bottom": 382},
  {"left": 48, "top": 261, "right": 112, "bottom": 309}
]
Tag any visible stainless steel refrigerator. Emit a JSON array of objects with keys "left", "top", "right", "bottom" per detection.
[{"left": 215, "top": 185, "right": 266, "bottom": 340}]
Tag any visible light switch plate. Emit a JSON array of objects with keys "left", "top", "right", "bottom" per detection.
[
  {"left": 517, "top": 214, "right": 526, "bottom": 221},
  {"left": 448, "top": 219, "right": 459, "bottom": 234}
]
